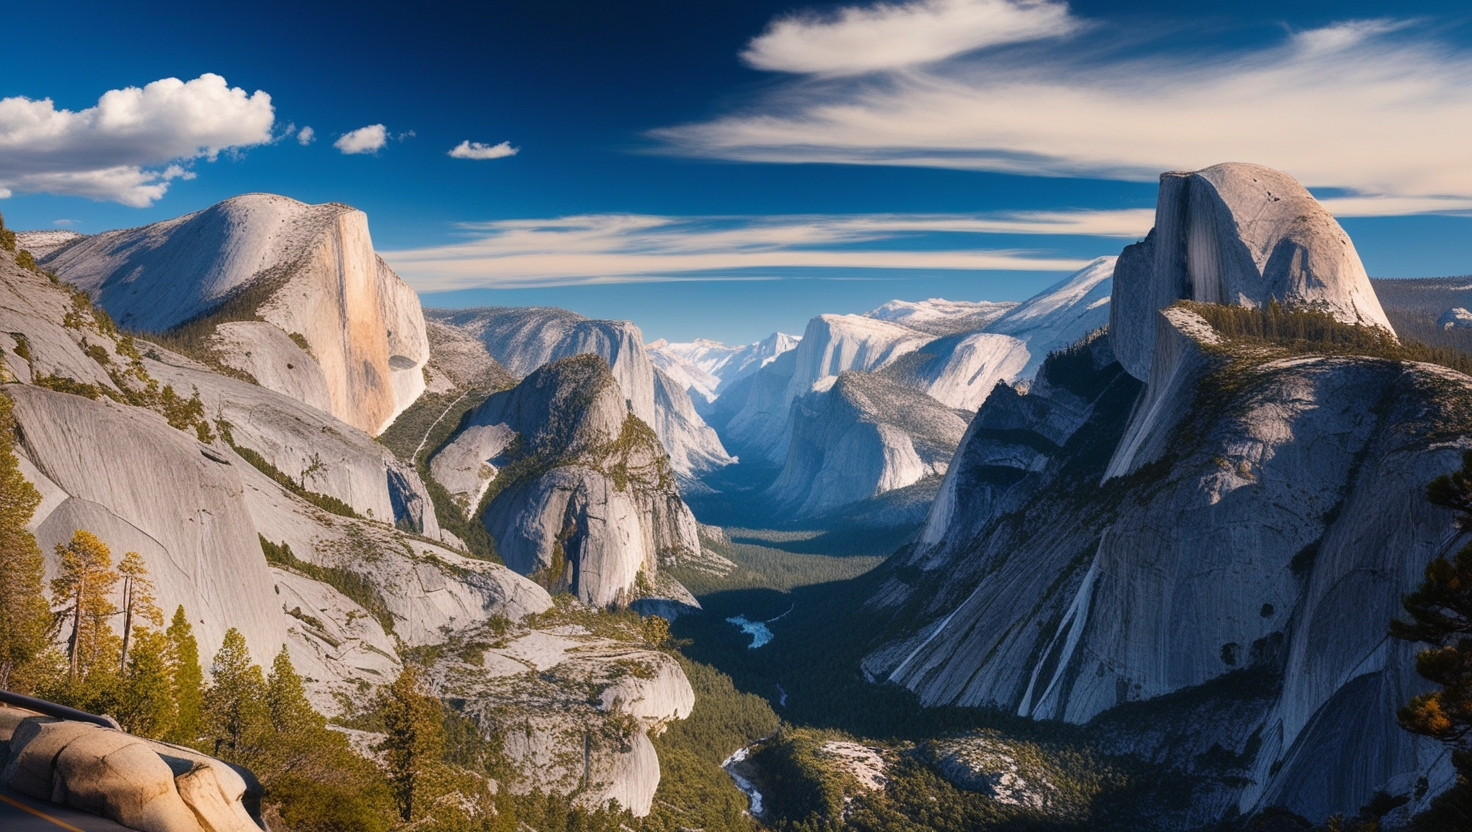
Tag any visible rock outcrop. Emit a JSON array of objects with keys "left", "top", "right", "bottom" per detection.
[
  {"left": 764, "top": 371, "right": 969, "bottom": 518},
  {"left": 430, "top": 613, "right": 694, "bottom": 817},
  {"left": 428, "top": 307, "right": 732, "bottom": 482},
  {"left": 866, "top": 164, "right": 1455, "bottom": 823},
  {"left": 432, "top": 355, "right": 702, "bottom": 607},
  {"left": 1438, "top": 307, "right": 1472, "bottom": 329},
  {"left": 38, "top": 194, "right": 430, "bottom": 435},
  {"left": 1, "top": 705, "right": 262, "bottom": 832},
  {"left": 1111, "top": 163, "right": 1393, "bottom": 381},
  {"left": 142, "top": 344, "right": 442, "bottom": 538}
]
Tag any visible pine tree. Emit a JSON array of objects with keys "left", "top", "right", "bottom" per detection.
[
  {"left": 265, "top": 647, "right": 322, "bottom": 737},
  {"left": 50, "top": 530, "right": 120, "bottom": 681},
  {"left": 377, "top": 666, "right": 446, "bottom": 822},
  {"left": 0, "top": 394, "right": 50, "bottom": 691},
  {"left": 1391, "top": 450, "right": 1472, "bottom": 825},
  {"left": 118, "top": 628, "right": 175, "bottom": 739},
  {"left": 165, "top": 606, "right": 205, "bottom": 746},
  {"left": 203, "top": 628, "right": 269, "bottom": 761},
  {"left": 117, "top": 551, "right": 163, "bottom": 672}
]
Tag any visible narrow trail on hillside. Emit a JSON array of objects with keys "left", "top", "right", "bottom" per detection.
[{"left": 414, "top": 390, "right": 471, "bottom": 462}]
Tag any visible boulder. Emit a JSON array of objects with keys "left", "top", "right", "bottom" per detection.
[{"left": 0, "top": 716, "right": 264, "bottom": 832}]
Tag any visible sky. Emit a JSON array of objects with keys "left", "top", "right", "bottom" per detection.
[{"left": 2, "top": 0, "right": 1472, "bottom": 344}]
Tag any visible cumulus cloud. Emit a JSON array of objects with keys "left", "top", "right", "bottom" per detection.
[
  {"left": 657, "top": 14, "right": 1472, "bottom": 208},
  {"left": 382, "top": 212, "right": 1094, "bottom": 292},
  {"left": 743, "top": 0, "right": 1076, "bottom": 75},
  {"left": 448, "top": 140, "right": 519, "bottom": 160},
  {"left": 0, "top": 73, "right": 274, "bottom": 206},
  {"left": 297, "top": 126, "right": 316, "bottom": 145},
  {"left": 334, "top": 124, "right": 388, "bottom": 154}
]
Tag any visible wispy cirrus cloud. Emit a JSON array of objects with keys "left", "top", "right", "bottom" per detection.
[
  {"left": 656, "top": 3, "right": 1472, "bottom": 208},
  {"left": 0, "top": 73, "right": 274, "bottom": 206},
  {"left": 384, "top": 192, "right": 1470, "bottom": 292},
  {"left": 380, "top": 211, "right": 1140, "bottom": 292}
]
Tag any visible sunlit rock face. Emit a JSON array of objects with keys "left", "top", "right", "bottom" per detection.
[
  {"left": 427, "top": 306, "right": 733, "bottom": 484},
  {"left": 1111, "top": 163, "right": 1392, "bottom": 381},
  {"left": 434, "top": 355, "right": 701, "bottom": 607},
  {"left": 40, "top": 193, "right": 429, "bottom": 434},
  {"left": 763, "top": 370, "right": 969, "bottom": 518},
  {"left": 867, "top": 164, "right": 1455, "bottom": 824}
]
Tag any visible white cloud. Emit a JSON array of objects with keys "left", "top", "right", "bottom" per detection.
[
  {"left": 297, "top": 126, "right": 316, "bottom": 145},
  {"left": 382, "top": 212, "right": 1096, "bottom": 292},
  {"left": 334, "top": 124, "right": 388, "bottom": 154},
  {"left": 0, "top": 73, "right": 274, "bottom": 206},
  {"left": 657, "top": 16, "right": 1472, "bottom": 207},
  {"left": 744, "top": 0, "right": 1076, "bottom": 75},
  {"left": 448, "top": 140, "right": 519, "bottom": 160}
]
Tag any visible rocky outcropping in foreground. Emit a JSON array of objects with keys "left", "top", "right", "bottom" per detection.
[
  {"left": 433, "top": 354, "right": 702, "bottom": 607},
  {"left": 1, "top": 704, "right": 261, "bottom": 831},
  {"left": 38, "top": 194, "right": 430, "bottom": 435}
]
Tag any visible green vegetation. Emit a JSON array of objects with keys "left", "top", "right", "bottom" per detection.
[
  {"left": 218, "top": 420, "right": 360, "bottom": 518},
  {"left": 260, "top": 536, "right": 395, "bottom": 634},
  {"left": 671, "top": 528, "right": 886, "bottom": 595},
  {"left": 1390, "top": 449, "right": 1472, "bottom": 828},
  {"left": 1184, "top": 299, "right": 1472, "bottom": 376},
  {"left": 0, "top": 393, "right": 50, "bottom": 691},
  {"left": 393, "top": 387, "right": 501, "bottom": 560},
  {"left": 0, "top": 210, "right": 14, "bottom": 252},
  {"left": 642, "top": 658, "right": 780, "bottom": 832}
]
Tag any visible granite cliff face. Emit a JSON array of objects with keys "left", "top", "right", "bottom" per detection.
[
  {"left": 648, "top": 332, "right": 800, "bottom": 404},
  {"left": 865, "top": 164, "right": 1459, "bottom": 823},
  {"left": 37, "top": 194, "right": 430, "bottom": 435},
  {"left": 764, "top": 371, "right": 969, "bottom": 518},
  {"left": 428, "top": 306, "right": 732, "bottom": 483},
  {"left": 432, "top": 354, "right": 702, "bottom": 608},
  {"left": 1111, "top": 163, "right": 1393, "bottom": 381},
  {"left": 704, "top": 260, "right": 1115, "bottom": 520},
  {"left": 0, "top": 231, "right": 689, "bottom": 818}
]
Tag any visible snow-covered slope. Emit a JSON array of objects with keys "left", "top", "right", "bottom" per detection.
[
  {"left": 428, "top": 307, "right": 732, "bottom": 482},
  {"left": 38, "top": 193, "right": 430, "bottom": 435},
  {"left": 13, "top": 230, "right": 85, "bottom": 259},
  {"left": 865, "top": 298, "right": 1016, "bottom": 335},
  {"left": 648, "top": 332, "right": 800, "bottom": 403}
]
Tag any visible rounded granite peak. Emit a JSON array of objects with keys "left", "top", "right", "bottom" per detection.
[{"left": 1111, "top": 162, "right": 1393, "bottom": 381}]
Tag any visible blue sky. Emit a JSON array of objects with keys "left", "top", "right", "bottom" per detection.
[{"left": 2, "top": 0, "right": 1472, "bottom": 344}]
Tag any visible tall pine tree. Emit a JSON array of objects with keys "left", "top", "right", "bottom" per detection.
[
  {"left": 203, "top": 628, "right": 269, "bottom": 761},
  {"left": 377, "top": 666, "right": 446, "bottom": 822},
  {"left": 1392, "top": 449, "right": 1472, "bottom": 825},
  {"left": 117, "top": 550, "right": 162, "bottom": 672},
  {"left": 0, "top": 394, "right": 49, "bottom": 691},
  {"left": 165, "top": 606, "right": 205, "bottom": 746},
  {"left": 50, "top": 529, "right": 120, "bottom": 681}
]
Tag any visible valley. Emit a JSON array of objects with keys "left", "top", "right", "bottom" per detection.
[{"left": 1, "top": 161, "right": 1470, "bottom": 832}]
